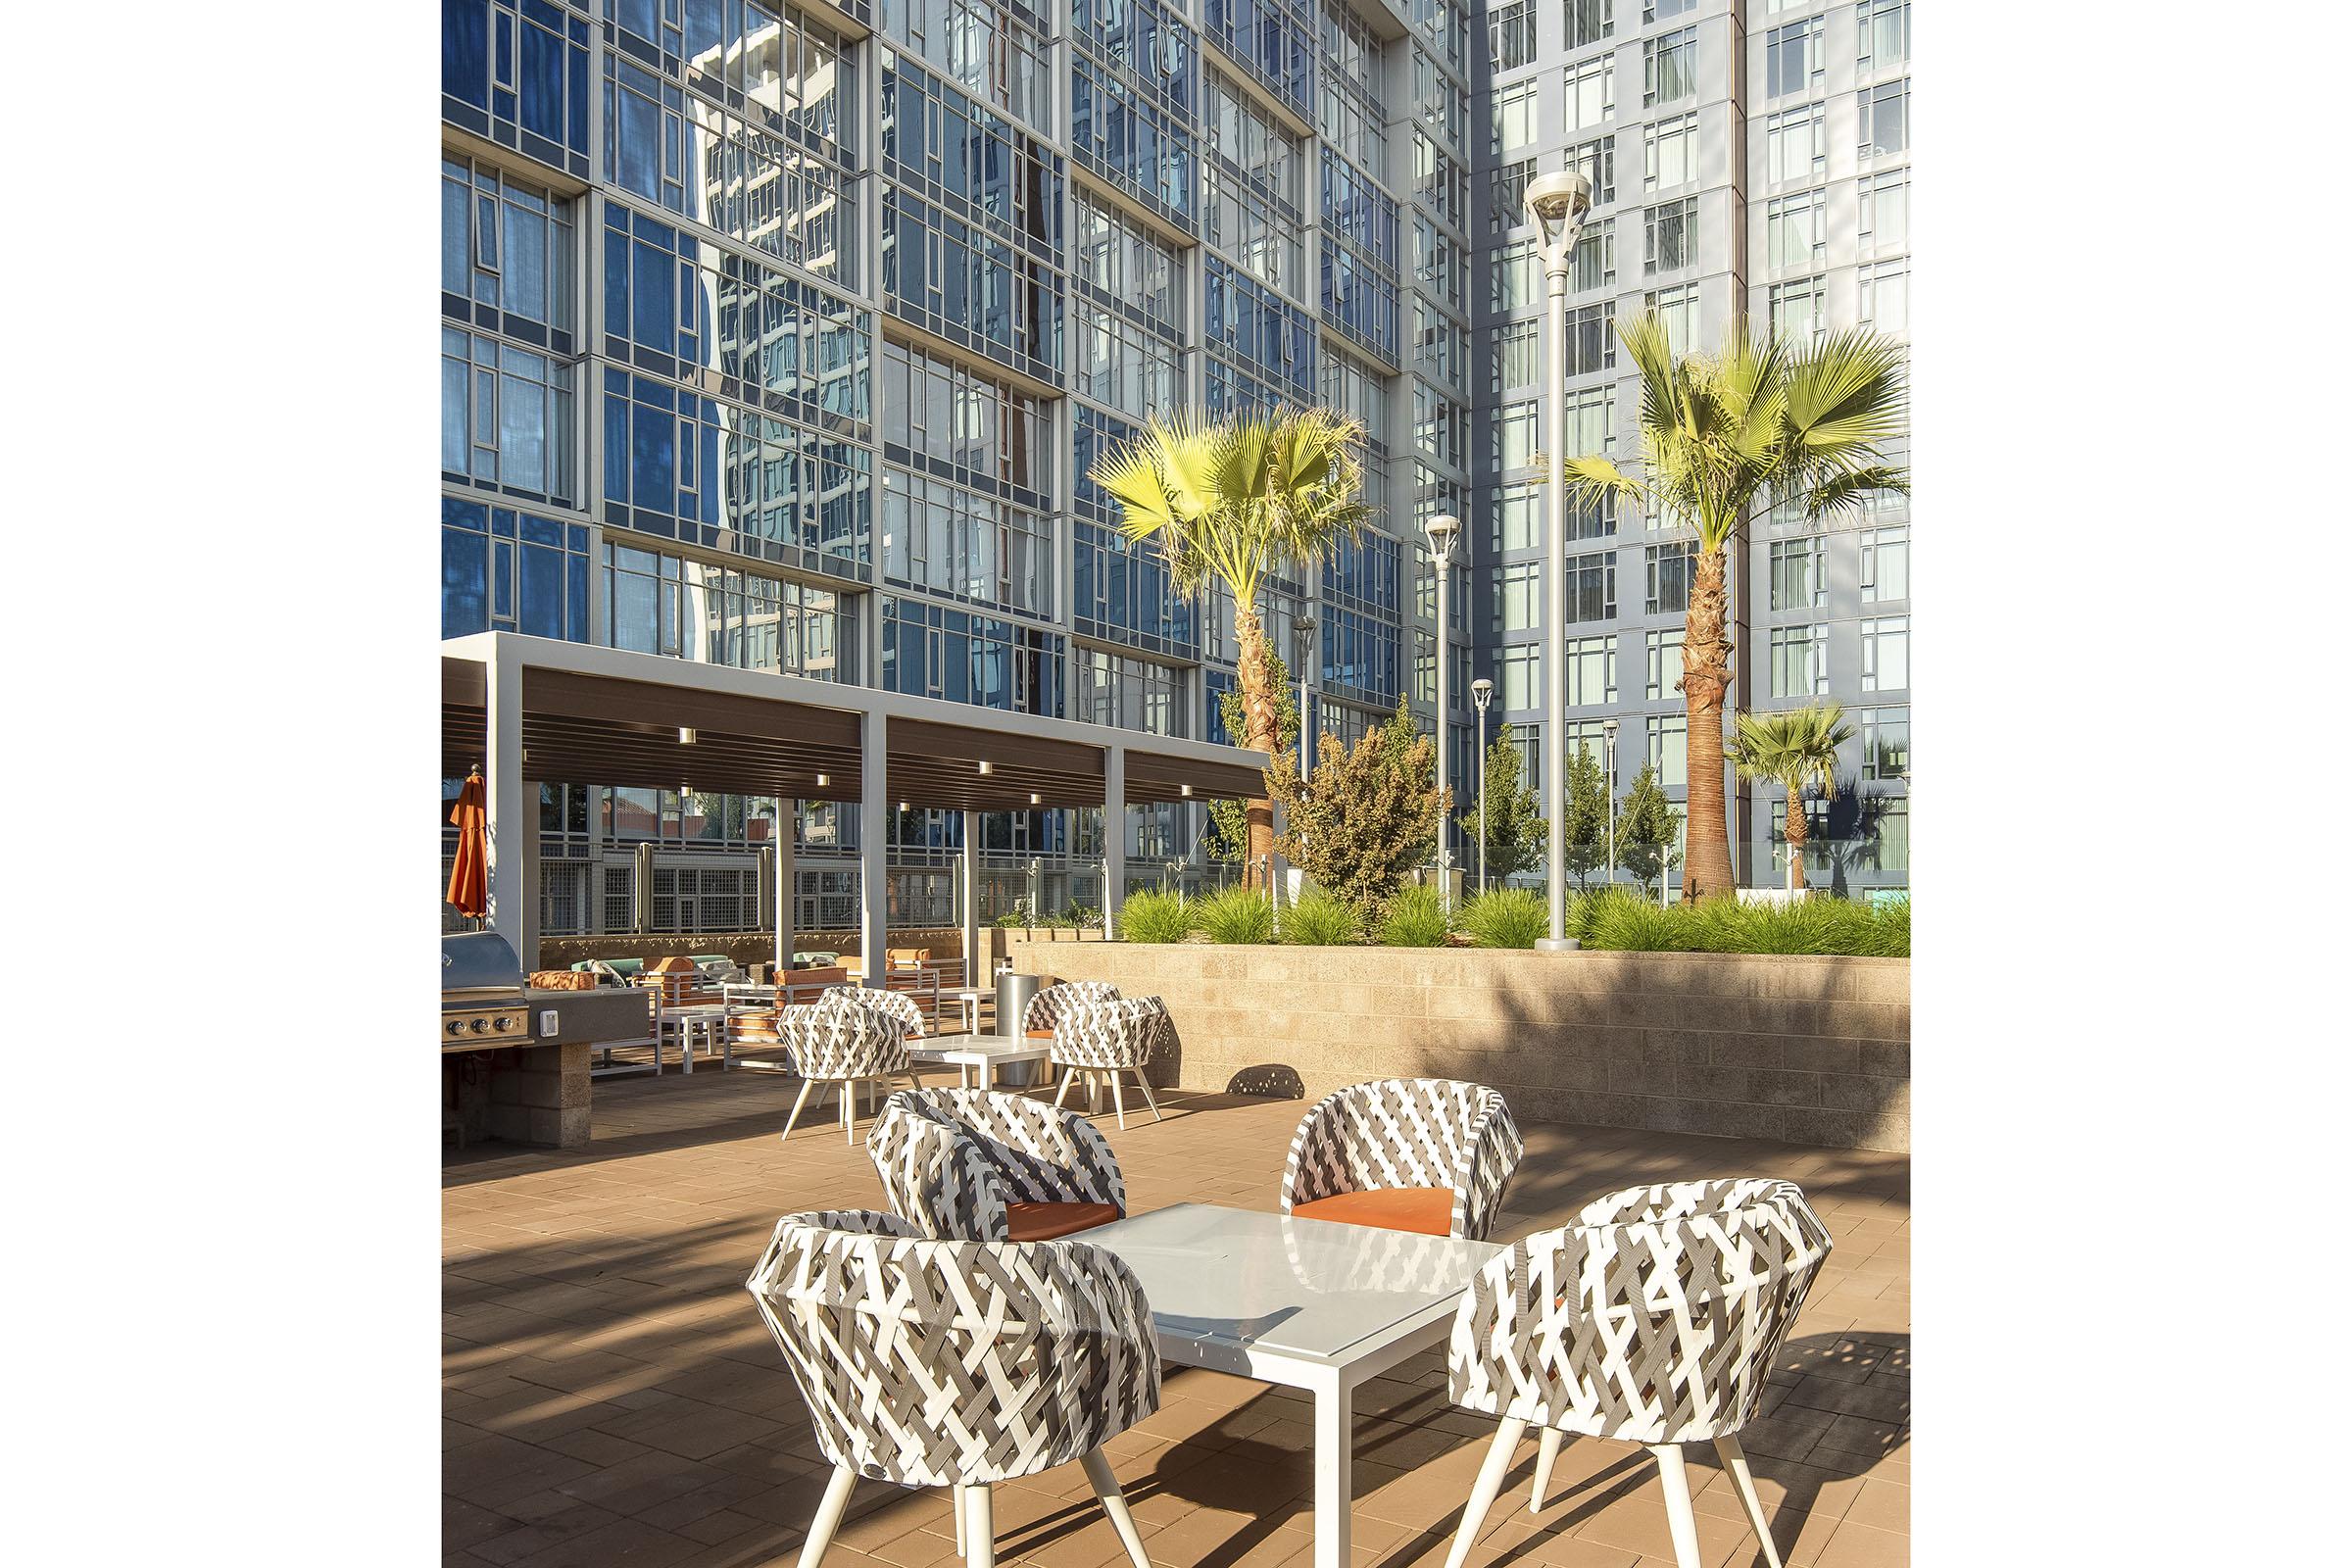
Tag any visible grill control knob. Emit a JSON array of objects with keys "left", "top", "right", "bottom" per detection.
[
  {"left": 492, "top": 1015, "right": 514, "bottom": 1032},
  {"left": 469, "top": 1017, "right": 489, "bottom": 1034},
  {"left": 446, "top": 1019, "right": 463, "bottom": 1037}
]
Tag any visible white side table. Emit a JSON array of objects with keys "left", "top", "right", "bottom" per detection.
[
  {"left": 908, "top": 1038, "right": 1051, "bottom": 1091},
  {"left": 945, "top": 987, "right": 991, "bottom": 1036}
]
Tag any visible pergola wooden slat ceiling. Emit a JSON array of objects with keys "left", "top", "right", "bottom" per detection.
[{"left": 441, "top": 660, "right": 1265, "bottom": 811}]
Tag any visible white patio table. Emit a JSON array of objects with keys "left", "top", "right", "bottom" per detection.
[{"left": 1082, "top": 1202, "right": 1502, "bottom": 1568}]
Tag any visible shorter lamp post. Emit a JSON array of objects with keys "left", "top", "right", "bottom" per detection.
[
  {"left": 1423, "top": 514, "right": 1461, "bottom": 911},
  {"left": 1292, "top": 612, "right": 1316, "bottom": 783},
  {"left": 1471, "top": 677, "right": 1494, "bottom": 894},
  {"left": 1601, "top": 715, "right": 1620, "bottom": 888}
]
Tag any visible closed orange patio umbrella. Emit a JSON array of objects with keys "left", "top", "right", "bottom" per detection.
[{"left": 447, "top": 769, "right": 488, "bottom": 924}]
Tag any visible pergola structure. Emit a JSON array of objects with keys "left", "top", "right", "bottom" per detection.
[{"left": 440, "top": 633, "right": 1272, "bottom": 972}]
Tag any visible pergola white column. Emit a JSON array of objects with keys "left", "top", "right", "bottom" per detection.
[
  {"left": 858, "top": 711, "right": 888, "bottom": 982},
  {"left": 486, "top": 646, "right": 526, "bottom": 948},
  {"left": 774, "top": 806, "right": 796, "bottom": 975},
  {"left": 1103, "top": 743, "right": 1126, "bottom": 938},
  {"left": 960, "top": 808, "right": 981, "bottom": 987}
]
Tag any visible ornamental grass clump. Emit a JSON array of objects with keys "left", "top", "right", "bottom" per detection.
[
  {"left": 1118, "top": 890, "right": 1198, "bottom": 944},
  {"left": 1283, "top": 890, "right": 1363, "bottom": 946},
  {"left": 1378, "top": 884, "right": 1453, "bottom": 948},
  {"left": 1197, "top": 884, "right": 1276, "bottom": 945},
  {"left": 1577, "top": 892, "right": 1911, "bottom": 956},
  {"left": 1461, "top": 888, "right": 1547, "bottom": 950}
]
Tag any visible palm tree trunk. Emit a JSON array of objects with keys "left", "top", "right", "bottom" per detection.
[
  {"left": 1233, "top": 603, "right": 1277, "bottom": 890},
  {"left": 1679, "top": 547, "right": 1738, "bottom": 901},
  {"left": 1785, "top": 791, "right": 1807, "bottom": 893}
]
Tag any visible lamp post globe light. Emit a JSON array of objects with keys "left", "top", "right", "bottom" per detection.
[
  {"left": 1523, "top": 169, "right": 1593, "bottom": 952},
  {"left": 1470, "top": 677, "right": 1494, "bottom": 894},
  {"left": 1423, "top": 514, "right": 1461, "bottom": 912},
  {"left": 1601, "top": 715, "right": 1620, "bottom": 889}
]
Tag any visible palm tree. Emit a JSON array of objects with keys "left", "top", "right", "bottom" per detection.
[
  {"left": 1728, "top": 703, "right": 1855, "bottom": 893},
  {"left": 1561, "top": 316, "right": 1907, "bottom": 899},
  {"left": 1092, "top": 410, "right": 1372, "bottom": 887}
]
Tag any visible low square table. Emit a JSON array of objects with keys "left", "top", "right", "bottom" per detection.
[
  {"left": 1082, "top": 1202, "right": 1502, "bottom": 1568},
  {"left": 907, "top": 1038, "right": 1050, "bottom": 1091}
]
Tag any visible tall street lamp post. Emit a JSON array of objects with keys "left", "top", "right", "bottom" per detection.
[
  {"left": 1423, "top": 514, "right": 1461, "bottom": 913},
  {"left": 1524, "top": 170, "right": 1593, "bottom": 952},
  {"left": 1293, "top": 613, "right": 1317, "bottom": 784},
  {"left": 1602, "top": 714, "right": 1620, "bottom": 889},
  {"left": 1471, "top": 677, "right": 1493, "bottom": 894}
]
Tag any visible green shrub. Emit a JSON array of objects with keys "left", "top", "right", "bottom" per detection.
[
  {"left": 1198, "top": 884, "right": 1276, "bottom": 945},
  {"left": 1461, "top": 888, "right": 1547, "bottom": 949},
  {"left": 1378, "top": 884, "right": 1453, "bottom": 947},
  {"left": 1119, "top": 890, "right": 1198, "bottom": 944},
  {"left": 1577, "top": 892, "right": 1911, "bottom": 956},
  {"left": 1284, "top": 890, "right": 1363, "bottom": 946},
  {"left": 1860, "top": 897, "right": 1910, "bottom": 957},
  {"left": 1066, "top": 904, "right": 1102, "bottom": 930},
  {"left": 1583, "top": 892, "right": 1704, "bottom": 952}
]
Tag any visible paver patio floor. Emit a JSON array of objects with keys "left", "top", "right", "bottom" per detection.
[{"left": 446, "top": 1070, "right": 1909, "bottom": 1568}]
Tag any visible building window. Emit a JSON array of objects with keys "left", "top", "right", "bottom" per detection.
[
  {"left": 1566, "top": 301, "right": 1616, "bottom": 375},
  {"left": 1767, "top": 188, "right": 1827, "bottom": 271},
  {"left": 1643, "top": 26, "right": 1697, "bottom": 107},
  {"left": 1494, "top": 78, "right": 1538, "bottom": 155},
  {"left": 601, "top": 542, "right": 855, "bottom": 680},
  {"left": 882, "top": 468, "right": 1055, "bottom": 618},
  {"left": 1565, "top": 134, "right": 1616, "bottom": 205},
  {"left": 1491, "top": 158, "right": 1539, "bottom": 233},
  {"left": 1497, "top": 401, "right": 1539, "bottom": 470},
  {"left": 1498, "top": 644, "right": 1541, "bottom": 709},
  {"left": 1861, "top": 526, "right": 1910, "bottom": 603},
  {"left": 1644, "top": 627, "right": 1683, "bottom": 699},
  {"left": 441, "top": 497, "right": 591, "bottom": 643},
  {"left": 1859, "top": 168, "right": 1910, "bottom": 255},
  {"left": 1074, "top": 649, "right": 1185, "bottom": 736},
  {"left": 1769, "top": 275, "right": 1828, "bottom": 346},
  {"left": 1567, "top": 0, "right": 1616, "bottom": 49},
  {"left": 1566, "top": 551, "right": 1618, "bottom": 622},
  {"left": 442, "top": 326, "right": 574, "bottom": 504},
  {"left": 1569, "top": 384, "right": 1614, "bottom": 458},
  {"left": 1765, "top": 102, "right": 1827, "bottom": 183},
  {"left": 1858, "top": 0, "right": 1912, "bottom": 74},
  {"left": 442, "top": 0, "right": 594, "bottom": 176},
  {"left": 1488, "top": 0, "right": 1536, "bottom": 70},
  {"left": 1498, "top": 320, "right": 1540, "bottom": 389},
  {"left": 1769, "top": 623, "right": 1830, "bottom": 697},
  {"left": 1646, "top": 281, "right": 1699, "bottom": 355},
  {"left": 879, "top": 595, "right": 1065, "bottom": 714},
  {"left": 1565, "top": 55, "right": 1615, "bottom": 128},
  {"left": 1643, "top": 197, "right": 1697, "bottom": 273},
  {"left": 1565, "top": 634, "right": 1617, "bottom": 706},
  {"left": 1861, "top": 258, "right": 1910, "bottom": 336},
  {"left": 1769, "top": 537, "right": 1826, "bottom": 610},
  {"left": 1572, "top": 219, "right": 1616, "bottom": 292},
  {"left": 1860, "top": 707, "right": 1909, "bottom": 780},
  {"left": 1643, "top": 112, "right": 1699, "bottom": 191},
  {"left": 1645, "top": 541, "right": 1696, "bottom": 613},
  {"left": 1861, "top": 614, "right": 1909, "bottom": 691},
  {"left": 1644, "top": 0, "right": 1693, "bottom": 19},
  {"left": 1764, "top": 18, "right": 1824, "bottom": 99},
  {"left": 1868, "top": 795, "right": 1908, "bottom": 873},
  {"left": 1495, "top": 562, "right": 1541, "bottom": 631},
  {"left": 1859, "top": 79, "right": 1910, "bottom": 158},
  {"left": 441, "top": 155, "right": 576, "bottom": 352},
  {"left": 1647, "top": 713, "right": 1687, "bottom": 789}
]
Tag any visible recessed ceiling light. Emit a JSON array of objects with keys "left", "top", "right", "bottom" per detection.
[
  {"left": 678, "top": 726, "right": 696, "bottom": 745},
  {"left": 815, "top": 772, "right": 830, "bottom": 788},
  {"left": 1029, "top": 792, "right": 1042, "bottom": 806},
  {"left": 1180, "top": 784, "right": 1194, "bottom": 798},
  {"left": 977, "top": 760, "right": 994, "bottom": 775}
]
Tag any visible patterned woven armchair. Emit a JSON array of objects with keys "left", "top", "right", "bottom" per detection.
[
  {"left": 1048, "top": 996, "right": 1169, "bottom": 1128},
  {"left": 1439, "top": 1179, "right": 1834, "bottom": 1568},
  {"left": 1278, "top": 1078, "right": 1523, "bottom": 1240},
  {"left": 1021, "top": 980, "right": 1121, "bottom": 1040},
  {"left": 747, "top": 1209, "right": 1160, "bottom": 1568},
  {"left": 867, "top": 1089, "right": 1126, "bottom": 1242},
  {"left": 777, "top": 1003, "right": 921, "bottom": 1144},
  {"left": 818, "top": 983, "right": 927, "bottom": 1041}
]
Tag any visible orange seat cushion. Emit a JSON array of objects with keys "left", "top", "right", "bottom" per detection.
[
  {"left": 1004, "top": 1201, "right": 1123, "bottom": 1242},
  {"left": 1026, "top": 1028, "right": 1055, "bottom": 1041},
  {"left": 1291, "top": 1187, "right": 1457, "bottom": 1237}
]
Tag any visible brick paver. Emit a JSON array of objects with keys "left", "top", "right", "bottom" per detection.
[{"left": 446, "top": 1070, "right": 1908, "bottom": 1568}]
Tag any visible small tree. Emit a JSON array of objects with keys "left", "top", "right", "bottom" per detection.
[
  {"left": 1267, "top": 700, "right": 1443, "bottom": 928},
  {"left": 1202, "top": 653, "right": 1298, "bottom": 865},
  {"left": 1456, "top": 721, "right": 1544, "bottom": 884},
  {"left": 1562, "top": 741, "right": 1611, "bottom": 889},
  {"left": 1615, "top": 764, "right": 1684, "bottom": 900}
]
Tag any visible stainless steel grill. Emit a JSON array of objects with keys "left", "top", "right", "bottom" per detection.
[{"left": 441, "top": 930, "right": 531, "bottom": 1049}]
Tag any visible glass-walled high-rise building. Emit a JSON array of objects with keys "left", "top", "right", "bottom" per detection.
[{"left": 440, "top": 0, "right": 1909, "bottom": 932}]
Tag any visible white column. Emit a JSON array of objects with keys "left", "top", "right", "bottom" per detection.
[
  {"left": 960, "top": 808, "right": 981, "bottom": 985},
  {"left": 775, "top": 805, "right": 797, "bottom": 974},
  {"left": 485, "top": 646, "right": 526, "bottom": 948},
  {"left": 1102, "top": 744, "right": 1126, "bottom": 939},
  {"left": 518, "top": 792, "right": 541, "bottom": 970},
  {"left": 859, "top": 713, "right": 889, "bottom": 981}
]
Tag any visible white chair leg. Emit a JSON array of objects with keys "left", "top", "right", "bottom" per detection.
[
  {"left": 1530, "top": 1427, "right": 1562, "bottom": 1512},
  {"left": 1080, "top": 1449, "right": 1152, "bottom": 1568},
  {"left": 780, "top": 1079, "right": 815, "bottom": 1142},
  {"left": 840, "top": 1078, "right": 856, "bottom": 1142},
  {"left": 1109, "top": 1073, "right": 1128, "bottom": 1130},
  {"left": 953, "top": 1484, "right": 967, "bottom": 1556},
  {"left": 1441, "top": 1417, "right": 1526, "bottom": 1568},
  {"left": 962, "top": 1481, "right": 994, "bottom": 1568},
  {"left": 1133, "top": 1071, "right": 1163, "bottom": 1122},
  {"left": 800, "top": 1462, "right": 858, "bottom": 1568},
  {"left": 1649, "top": 1445, "right": 1703, "bottom": 1568},
  {"left": 1053, "top": 1069, "right": 1076, "bottom": 1109},
  {"left": 1712, "top": 1435, "right": 1784, "bottom": 1568}
]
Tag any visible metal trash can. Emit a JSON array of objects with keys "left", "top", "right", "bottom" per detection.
[{"left": 994, "top": 970, "right": 1045, "bottom": 1087}]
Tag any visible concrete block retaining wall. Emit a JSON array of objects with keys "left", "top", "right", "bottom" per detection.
[{"left": 1008, "top": 942, "right": 1909, "bottom": 1152}]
